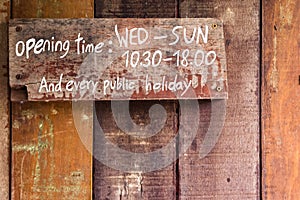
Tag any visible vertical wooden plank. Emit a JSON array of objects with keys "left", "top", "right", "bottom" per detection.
[
  {"left": 94, "top": 1, "right": 178, "bottom": 199},
  {"left": 95, "top": 0, "right": 176, "bottom": 18},
  {"left": 179, "top": 0, "right": 260, "bottom": 199},
  {"left": 12, "top": 102, "right": 93, "bottom": 199},
  {"left": 11, "top": 1, "right": 94, "bottom": 199},
  {"left": 262, "top": 0, "right": 300, "bottom": 199},
  {"left": 12, "top": 0, "right": 93, "bottom": 18},
  {"left": 0, "top": 0, "right": 9, "bottom": 199},
  {"left": 94, "top": 101, "right": 177, "bottom": 199}
]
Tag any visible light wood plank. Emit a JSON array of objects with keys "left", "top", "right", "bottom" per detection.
[{"left": 262, "top": 0, "right": 300, "bottom": 199}]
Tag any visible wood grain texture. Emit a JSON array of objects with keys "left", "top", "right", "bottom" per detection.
[
  {"left": 93, "top": 101, "right": 177, "bottom": 199},
  {"left": 9, "top": 18, "right": 227, "bottom": 101},
  {"left": 262, "top": 0, "right": 300, "bottom": 199},
  {"left": 179, "top": 0, "right": 260, "bottom": 199},
  {"left": 12, "top": 0, "right": 93, "bottom": 18},
  {"left": 12, "top": 102, "right": 92, "bottom": 199},
  {"left": 0, "top": 0, "right": 10, "bottom": 199},
  {"left": 95, "top": 0, "right": 177, "bottom": 18},
  {"left": 11, "top": 1, "right": 94, "bottom": 199},
  {"left": 93, "top": 1, "right": 178, "bottom": 199}
]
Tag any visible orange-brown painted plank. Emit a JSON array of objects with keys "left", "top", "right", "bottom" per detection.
[
  {"left": 179, "top": 0, "right": 260, "bottom": 199},
  {"left": 262, "top": 0, "right": 300, "bottom": 199},
  {"left": 11, "top": 0, "right": 94, "bottom": 199},
  {"left": 12, "top": 102, "right": 92, "bottom": 199},
  {"left": 0, "top": 0, "right": 10, "bottom": 199},
  {"left": 12, "top": 0, "right": 93, "bottom": 18}
]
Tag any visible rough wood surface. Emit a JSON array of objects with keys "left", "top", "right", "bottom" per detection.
[
  {"left": 94, "top": 101, "right": 177, "bottom": 199},
  {"left": 262, "top": 0, "right": 300, "bottom": 199},
  {"left": 179, "top": 0, "right": 260, "bottom": 199},
  {"left": 11, "top": 1, "right": 94, "bottom": 199},
  {"left": 93, "top": 1, "right": 179, "bottom": 199},
  {"left": 0, "top": 0, "right": 10, "bottom": 199},
  {"left": 9, "top": 18, "right": 228, "bottom": 101},
  {"left": 12, "top": 102, "right": 92, "bottom": 199},
  {"left": 11, "top": 0, "right": 93, "bottom": 18},
  {"left": 95, "top": 0, "right": 177, "bottom": 18}
]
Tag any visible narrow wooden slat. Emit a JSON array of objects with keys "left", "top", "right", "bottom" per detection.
[
  {"left": 93, "top": 1, "right": 178, "bottom": 199},
  {"left": 11, "top": 1, "right": 94, "bottom": 199},
  {"left": 0, "top": 0, "right": 10, "bottom": 199},
  {"left": 262, "top": 0, "right": 300, "bottom": 199},
  {"left": 179, "top": 0, "right": 260, "bottom": 199}
]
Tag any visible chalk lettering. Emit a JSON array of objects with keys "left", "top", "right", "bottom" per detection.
[{"left": 114, "top": 25, "right": 148, "bottom": 47}]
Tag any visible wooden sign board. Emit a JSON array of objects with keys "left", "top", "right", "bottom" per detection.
[{"left": 9, "top": 18, "right": 227, "bottom": 101}]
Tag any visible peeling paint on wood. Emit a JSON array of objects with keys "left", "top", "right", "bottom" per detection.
[
  {"left": 262, "top": 0, "right": 300, "bottom": 199},
  {"left": 9, "top": 18, "right": 228, "bottom": 101},
  {"left": 12, "top": 102, "right": 92, "bottom": 200},
  {"left": 11, "top": 0, "right": 94, "bottom": 199},
  {"left": 0, "top": 0, "right": 9, "bottom": 199}
]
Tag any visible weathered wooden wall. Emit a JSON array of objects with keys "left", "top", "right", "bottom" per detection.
[
  {"left": 5, "top": 0, "right": 300, "bottom": 199},
  {"left": 0, "top": 0, "right": 10, "bottom": 199},
  {"left": 94, "top": 0, "right": 260, "bottom": 199},
  {"left": 11, "top": 1, "right": 94, "bottom": 199},
  {"left": 179, "top": 0, "right": 260, "bottom": 199},
  {"left": 262, "top": 0, "right": 300, "bottom": 199}
]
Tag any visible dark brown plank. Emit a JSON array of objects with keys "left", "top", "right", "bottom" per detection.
[
  {"left": 0, "top": 0, "right": 10, "bottom": 199},
  {"left": 179, "top": 0, "right": 260, "bottom": 199},
  {"left": 11, "top": 0, "right": 94, "bottom": 199},
  {"left": 262, "top": 0, "right": 300, "bottom": 199},
  {"left": 9, "top": 18, "right": 228, "bottom": 101},
  {"left": 94, "top": 101, "right": 177, "bottom": 199},
  {"left": 94, "top": 1, "right": 178, "bottom": 199},
  {"left": 95, "top": 0, "right": 177, "bottom": 18}
]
